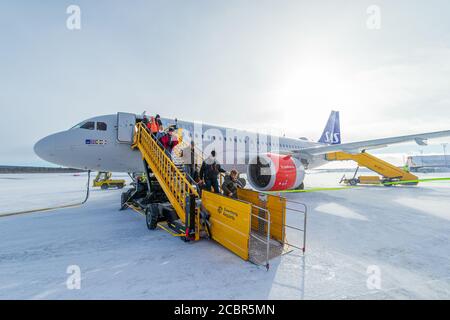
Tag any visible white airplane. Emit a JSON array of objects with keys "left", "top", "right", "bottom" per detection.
[{"left": 34, "top": 111, "right": 450, "bottom": 191}]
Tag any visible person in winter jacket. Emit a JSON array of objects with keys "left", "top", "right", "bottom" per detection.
[
  {"left": 159, "top": 127, "right": 178, "bottom": 158},
  {"left": 222, "top": 169, "right": 241, "bottom": 199},
  {"left": 155, "top": 126, "right": 165, "bottom": 140},
  {"left": 181, "top": 140, "right": 196, "bottom": 177},
  {"left": 199, "top": 150, "right": 226, "bottom": 193},
  {"left": 148, "top": 116, "right": 160, "bottom": 135}
]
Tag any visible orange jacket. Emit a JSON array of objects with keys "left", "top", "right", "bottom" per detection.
[{"left": 148, "top": 117, "right": 159, "bottom": 133}]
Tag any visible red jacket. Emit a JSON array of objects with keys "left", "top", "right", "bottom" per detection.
[{"left": 159, "top": 134, "right": 178, "bottom": 152}]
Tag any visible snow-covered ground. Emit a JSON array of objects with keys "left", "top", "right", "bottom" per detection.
[{"left": 0, "top": 172, "right": 449, "bottom": 299}]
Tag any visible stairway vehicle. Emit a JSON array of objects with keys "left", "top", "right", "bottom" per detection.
[
  {"left": 328, "top": 151, "right": 419, "bottom": 186},
  {"left": 120, "top": 124, "right": 306, "bottom": 267}
]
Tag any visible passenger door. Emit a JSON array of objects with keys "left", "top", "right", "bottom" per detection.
[{"left": 117, "top": 112, "right": 136, "bottom": 143}]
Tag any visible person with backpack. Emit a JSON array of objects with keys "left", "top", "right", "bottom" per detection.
[
  {"left": 222, "top": 169, "right": 241, "bottom": 199},
  {"left": 159, "top": 127, "right": 178, "bottom": 159},
  {"left": 199, "top": 150, "right": 226, "bottom": 193}
]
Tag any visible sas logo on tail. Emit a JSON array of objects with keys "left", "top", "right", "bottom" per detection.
[{"left": 324, "top": 132, "right": 340, "bottom": 144}]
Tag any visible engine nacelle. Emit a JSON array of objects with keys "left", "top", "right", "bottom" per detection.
[{"left": 247, "top": 153, "right": 305, "bottom": 191}]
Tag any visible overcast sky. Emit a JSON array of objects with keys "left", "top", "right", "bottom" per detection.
[{"left": 1, "top": 0, "right": 450, "bottom": 166}]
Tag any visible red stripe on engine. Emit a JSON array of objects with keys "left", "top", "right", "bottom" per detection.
[{"left": 268, "top": 154, "right": 297, "bottom": 191}]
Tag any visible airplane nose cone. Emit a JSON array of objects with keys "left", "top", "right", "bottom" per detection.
[{"left": 34, "top": 136, "right": 55, "bottom": 163}]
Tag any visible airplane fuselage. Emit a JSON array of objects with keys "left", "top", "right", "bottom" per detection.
[{"left": 34, "top": 113, "right": 328, "bottom": 173}]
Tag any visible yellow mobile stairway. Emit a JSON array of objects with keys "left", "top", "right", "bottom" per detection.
[
  {"left": 120, "top": 123, "right": 307, "bottom": 268},
  {"left": 326, "top": 151, "right": 419, "bottom": 186}
]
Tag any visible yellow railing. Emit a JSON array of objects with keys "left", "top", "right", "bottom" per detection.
[
  {"left": 132, "top": 123, "right": 199, "bottom": 223},
  {"left": 326, "top": 151, "right": 418, "bottom": 182}
]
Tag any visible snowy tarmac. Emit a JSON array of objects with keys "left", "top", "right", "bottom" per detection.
[{"left": 0, "top": 172, "right": 449, "bottom": 299}]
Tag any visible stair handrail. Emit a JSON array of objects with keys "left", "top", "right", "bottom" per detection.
[{"left": 132, "top": 122, "right": 199, "bottom": 201}]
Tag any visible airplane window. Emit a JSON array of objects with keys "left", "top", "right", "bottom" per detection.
[
  {"left": 80, "top": 122, "right": 95, "bottom": 130},
  {"left": 97, "top": 122, "right": 107, "bottom": 131}
]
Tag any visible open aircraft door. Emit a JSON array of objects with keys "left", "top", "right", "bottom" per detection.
[{"left": 117, "top": 112, "right": 136, "bottom": 143}]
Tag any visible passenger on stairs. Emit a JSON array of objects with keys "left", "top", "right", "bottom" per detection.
[
  {"left": 148, "top": 116, "right": 160, "bottom": 136},
  {"left": 181, "top": 141, "right": 196, "bottom": 178},
  {"left": 199, "top": 150, "right": 226, "bottom": 194},
  {"left": 159, "top": 127, "right": 179, "bottom": 159},
  {"left": 155, "top": 126, "right": 165, "bottom": 140},
  {"left": 222, "top": 169, "right": 240, "bottom": 199},
  {"left": 142, "top": 116, "right": 149, "bottom": 128},
  {"left": 155, "top": 114, "right": 163, "bottom": 128}
]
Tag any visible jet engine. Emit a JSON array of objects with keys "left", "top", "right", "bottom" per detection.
[{"left": 247, "top": 153, "right": 305, "bottom": 191}]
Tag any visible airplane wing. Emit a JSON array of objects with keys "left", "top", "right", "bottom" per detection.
[{"left": 296, "top": 130, "right": 450, "bottom": 156}]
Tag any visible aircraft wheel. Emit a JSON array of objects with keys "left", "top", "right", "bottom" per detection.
[
  {"left": 297, "top": 182, "right": 305, "bottom": 190},
  {"left": 348, "top": 179, "right": 358, "bottom": 186},
  {"left": 145, "top": 206, "right": 158, "bottom": 230}
]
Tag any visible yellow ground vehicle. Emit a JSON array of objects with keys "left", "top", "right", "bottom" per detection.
[
  {"left": 340, "top": 174, "right": 383, "bottom": 186},
  {"left": 93, "top": 172, "right": 125, "bottom": 190},
  {"left": 327, "top": 151, "right": 419, "bottom": 186}
]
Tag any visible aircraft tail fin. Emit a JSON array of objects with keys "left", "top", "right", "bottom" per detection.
[{"left": 318, "top": 111, "right": 341, "bottom": 145}]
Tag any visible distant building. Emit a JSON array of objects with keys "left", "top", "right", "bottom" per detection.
[{"left": 407, "top": 155, "right": 450, "bottom": 172}]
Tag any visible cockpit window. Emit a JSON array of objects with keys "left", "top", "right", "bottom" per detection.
[
  {"left": 97, "top": 122, "right": 107, "bottom": 131},
  {"left": 79, "top": 121, "right": 95, "bottom": 130}
]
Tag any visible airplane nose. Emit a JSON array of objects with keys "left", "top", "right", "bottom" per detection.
[{"left": 34, "top": 135, "right": 55, "bottom": 163}]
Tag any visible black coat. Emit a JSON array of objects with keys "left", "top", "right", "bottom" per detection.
[{"left": 200, "top": 159, "right": 226, "bottom": 180}]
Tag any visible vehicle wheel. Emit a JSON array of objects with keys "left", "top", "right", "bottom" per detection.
[
  {"left": 101, "top": 184, "right": 109, "bottom": 190},
  {"left": 120, "top": 191, "right": 130, "bottom": 210},
  {"left": 145, "top": 206, "right": 158, "bottom": 230},
  {"left": 180, "top": 236, "right": 190, "bottom": 242},
  {"left": 297, "top": 182, "right": 305, "bottom": 190}
]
